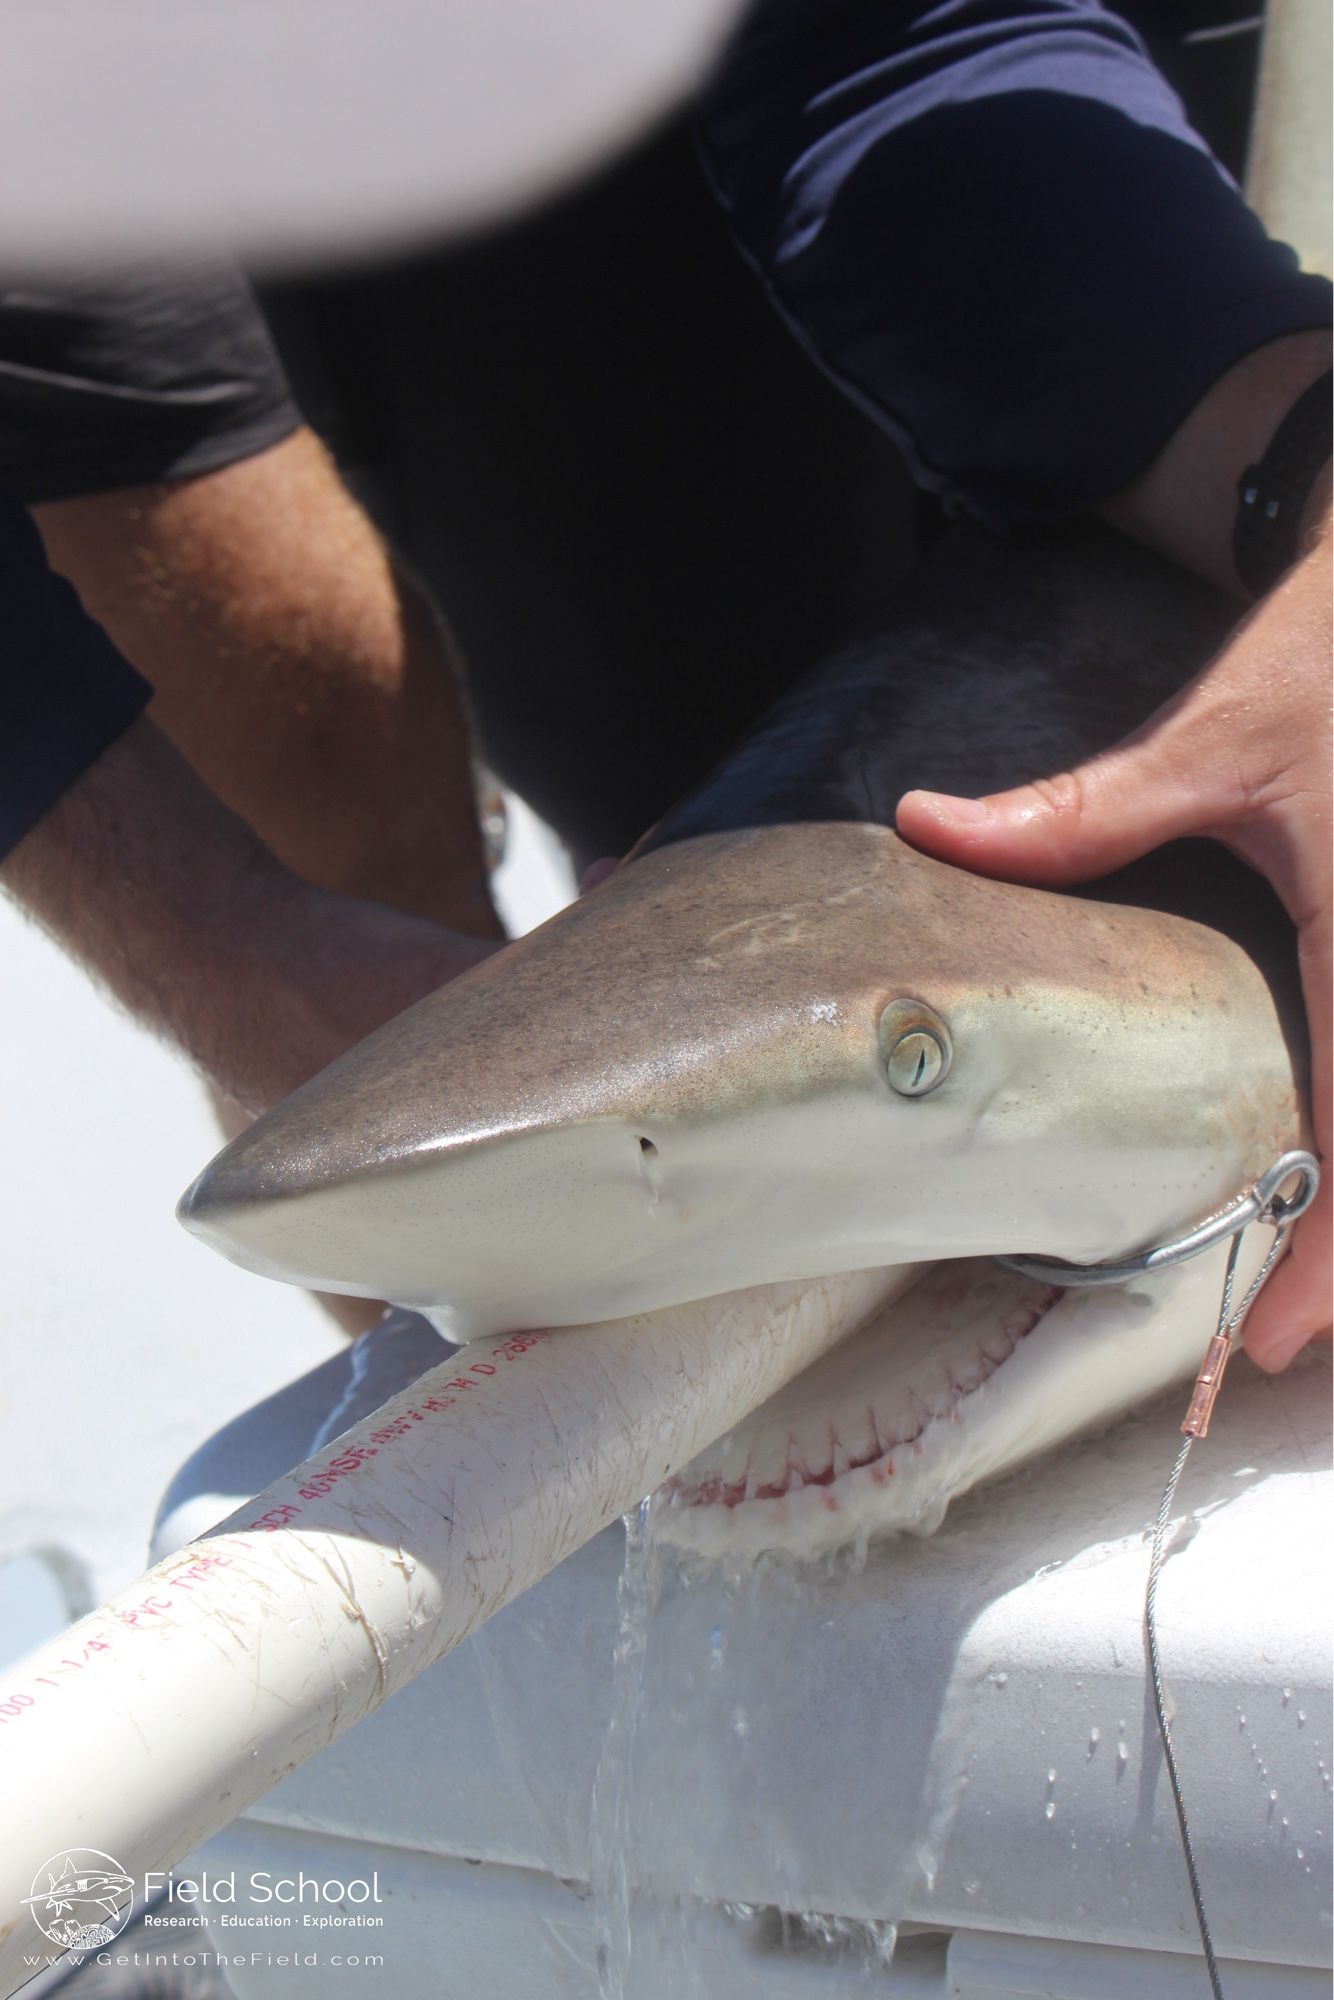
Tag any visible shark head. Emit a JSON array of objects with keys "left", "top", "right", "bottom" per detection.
[{"left": 179, "top": 823, "right": 1300, "bottom": 1338}]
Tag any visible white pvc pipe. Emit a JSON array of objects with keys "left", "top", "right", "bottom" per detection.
[{"left": 0, "top": 1265, "right": 912, "bottom": 1994}]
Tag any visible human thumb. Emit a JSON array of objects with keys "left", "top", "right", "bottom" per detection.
[{"left": 896, "top": 701, "right": 1215, "bottom": 889}]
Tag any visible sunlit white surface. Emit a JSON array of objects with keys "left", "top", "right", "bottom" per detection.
[{"left": 492, "top": 790, "right": 576, "bottom": 938}]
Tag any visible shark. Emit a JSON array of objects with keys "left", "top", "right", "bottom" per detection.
[
  {"left": 179, "top": 523, "right": 1307, "bottom": 1550},
  {"left": 21, "top": 1858, "right": 135, "bottom": 1928}
]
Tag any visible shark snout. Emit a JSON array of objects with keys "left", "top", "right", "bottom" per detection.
[
  {"left": 178, "top": 838, "right": 921, "bottom": 1330},
  {"left": 178, "top": 1074, "right": 904, "bottom": 1337},
  {"left": 180, "top": 1111, "right": 687, "bottom": 1330}
]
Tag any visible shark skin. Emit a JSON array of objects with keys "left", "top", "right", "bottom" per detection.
[
  {"left": 179, "top": 820, "right": 1299, "bottom": 1333},
  {"left": 178, "top": 524, "right": 1306, "bottom": 1536}
]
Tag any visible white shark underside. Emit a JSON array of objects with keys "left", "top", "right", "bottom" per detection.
[
  {"left": 658, "top": 1238, "right": 1279, "bottom": 1556},
  {"left": 179, "top": 524, "right": 1307, "bottom": 1548}
]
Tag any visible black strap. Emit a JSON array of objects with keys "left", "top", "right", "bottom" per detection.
[{"left": 1234, "top": 368, "right": 1332, "bottom": 597}]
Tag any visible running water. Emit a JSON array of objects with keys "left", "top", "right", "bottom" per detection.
[
  {"left": 590, "top": 1495, "right": 660, "bottom": 1998},
  {"left": 590, "top": 1497, "right": 903, "bottom": 1999}
]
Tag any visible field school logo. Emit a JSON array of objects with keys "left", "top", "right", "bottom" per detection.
[{"left": 22, "top": 1849, "right": 134, "bottom": 1951}]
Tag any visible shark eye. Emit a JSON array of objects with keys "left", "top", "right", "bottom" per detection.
[{"left": 878, "top": 998, "right": 952, "bottom": 1097}]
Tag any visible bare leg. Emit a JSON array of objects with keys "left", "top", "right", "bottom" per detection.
[
  {"left": 36, "top": 428, "right": 503, "bottom": 1333},
  {"left": 34, "top": 427, "right": 500, "bottom": 937}
]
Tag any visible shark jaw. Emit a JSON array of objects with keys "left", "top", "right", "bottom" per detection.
[
  {"left": 178, "top": 825, "right": 1302, "bottom": 1341},
  {"left": 655, "top": 1231, "right": 1281, "bottom": 1557}
]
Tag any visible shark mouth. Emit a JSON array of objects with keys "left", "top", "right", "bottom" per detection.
[{"left": 654, "top": 1249, "right": 1243, "bottom": 1558}]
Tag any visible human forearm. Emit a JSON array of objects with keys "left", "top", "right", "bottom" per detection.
[
  {"left": 34, "top": 428, "right": 502, "bottom": 940},
  {"left": 1099, "top": 330, "right": 1332, "bottom": 596},
  {"left": 1, "top": 715, "right": 496, "bottom": 1115},
  {"left": 700, "top": 0, "right": 1331, "bottom": 532}
]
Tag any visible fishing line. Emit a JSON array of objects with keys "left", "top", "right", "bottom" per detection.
[
  {"left": 998, "top": 1149, "right": 1319, "bottom": 2000},
  {"left": 1146, "top": 1216, "right": 1294, "bottom": 2000}
]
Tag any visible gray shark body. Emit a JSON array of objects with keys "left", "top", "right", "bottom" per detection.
[{"left": 180, "top": 526, "right": 1303, "bottom": 1354}]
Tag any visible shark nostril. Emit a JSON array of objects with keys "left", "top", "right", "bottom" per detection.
[{"left": 635, "top": 1134, "right": 663, "bottom": 1212}]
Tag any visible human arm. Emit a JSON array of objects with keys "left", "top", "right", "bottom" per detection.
[
  {"left": 2, "top": 272, "right": 505, "bottom": 1330},
  {"left": 700, "top": 3, "right": 1332, "bottom": 1364},
  {"left": 697, "top": 0, "right": 1331, "bottom": 532},
  {"left": 0, "top": 492, "right": 497, "bottom": 1117},
  {"left": 2, "top": 263, "right": 500, "bottom": 940},
  {"left": 899, "top": 350, "right": 1331, "bottom": 1370},
  {"left": 1, "top": 709, "right": 497, "bottom": 1117},
  {"left": 34, "top": 426, "right": 501, "bottom": 940}
]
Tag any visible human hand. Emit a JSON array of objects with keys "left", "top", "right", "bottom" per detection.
[{"left": 897, "top": 521, "right": 1332, "bottom": 1372}]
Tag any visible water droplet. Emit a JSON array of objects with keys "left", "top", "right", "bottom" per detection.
[
  {"left": 1298, "top": 1711, "right": 1307, "bottom": 1727},
  {"left": 987, "top": 1670, "right": 1009, "bottom": 1688},
  {"left": 709, "top": 1625, "right": 724, "bottom": 1669},
  {"left": 1046, "top": 1767, "right": 1058, "bottom": 1785},
  {"left": 1296, "top": 1847, "right": 1305, "bottom": 1861},
  {"left": 732, "top": 1706, "right": 749, "bottom": 1739},
  {"left": 1283, "top": 1687, "right": 1293, "bottom": 1705},
  {"left": 1044, "top": 1801, "right": 1056, "bottom": 1820},
  {"left": 1269, "top": 1789, "right": 1279, "bottom": 1804},
  {"left": 1116, "top": 1742, "right": 1130, "bottom": 1775}
]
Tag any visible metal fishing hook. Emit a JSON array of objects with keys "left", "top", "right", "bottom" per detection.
[{"left": 994, "top": 1149, "right": 1319, "bottom": 1289}]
